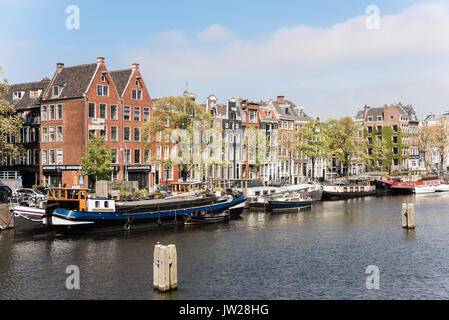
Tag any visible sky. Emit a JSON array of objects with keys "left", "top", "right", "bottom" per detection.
[{"left": 1, "top": 0, "right": 449, "bottom": 120}]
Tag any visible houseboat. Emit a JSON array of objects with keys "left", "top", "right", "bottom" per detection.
[
  {"left": 12, "top": 187, "right": 246, "bottom": 234},
  {"left": 322, "top": 180, "right": 377, "bottom": 200},
  {"left": 391, "top": 176, "right": 444, "bottom": 195}
]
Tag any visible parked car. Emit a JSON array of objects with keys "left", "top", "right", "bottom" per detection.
[{"left": 13, "top": 188, "right": 47, "bottom": 202}]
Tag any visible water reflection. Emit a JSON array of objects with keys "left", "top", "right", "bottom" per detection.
[{"left": 1, "top": 193, "right": 449, "bottom": 299}]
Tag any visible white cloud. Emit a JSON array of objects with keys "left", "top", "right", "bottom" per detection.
[
  {"left": 198, "top": 24, "right": 232, "bottom": 42},
  {"left": 151, "top": 30, "right": 190, "bottom": 48},
  {"left": 129, "top": 3, "right": 449, "bottom": 117}
]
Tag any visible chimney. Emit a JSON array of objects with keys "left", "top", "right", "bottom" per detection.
[
  {"left": 56, "top": 63, "right": 64, "bottom": 73},
  {"left": 277, "top": 96, "right": 285, "bottom": 103},
  {"left": 132, "top": 63, "right": 140, "bottom": 71},
  {"left": 97, "top": 57, "right": 105, "bottom": 64}
]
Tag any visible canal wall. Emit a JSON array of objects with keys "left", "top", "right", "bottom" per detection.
[{"left": 0, "top": 204, "right": 13, "bottom": 230}]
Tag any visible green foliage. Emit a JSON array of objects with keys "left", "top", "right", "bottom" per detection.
[
  {"left": 0, "top": 67, "right": 24, "bottom": 161},
  {"left": 80, "top": 133, "right": 113, "bottom": 184}
]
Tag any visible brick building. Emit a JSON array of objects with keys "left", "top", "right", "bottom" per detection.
[{"left": 3, "top": 57, "right": 154, "bottom": 190}]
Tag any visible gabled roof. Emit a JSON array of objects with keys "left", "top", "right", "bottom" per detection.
[
  {"left": 7, "top": 79, "right": 50, "bottom": 110},
  {"left": 110, "top": 69, "right": 133, "bottom": 97},
  {"left": 42, "top": 63, "right": 98, "bottom": 101}
]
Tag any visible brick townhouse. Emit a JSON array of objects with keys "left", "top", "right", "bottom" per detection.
[
  {"left": 1, "top": 78, "right": 50, "bottom": 186},
  {"left": 355, "top": 103, "right": 418, "bottom": 172},
  {"left": 2, "top": 57, "right": 154, "bottom": 190}
]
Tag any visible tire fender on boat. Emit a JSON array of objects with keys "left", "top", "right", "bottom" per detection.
[{"left": 124, "top": 222, "right": 131, "bottom": 231}]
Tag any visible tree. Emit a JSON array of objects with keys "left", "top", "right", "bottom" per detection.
[
  {"left": 296, "top": 118, "right": 329, "bottom": 180},
  {"left": 327, "top": 117, "right": 366, "bottom": 177},
  {"left": 0, "top": 67, "right": 24, "bottom": 163},
  {"left": 417, "top": 124, "right": 435, "bottom": 172},
  {"left": 80, "top": 133, "right": 114, "bottom": 188},
  {"left": 430, "top": 118, "right": 449, "bottom": 173},
  {"left": 141, "top": 96, "right": 212, "bottom": 183}
]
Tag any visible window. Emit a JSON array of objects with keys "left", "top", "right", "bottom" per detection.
[
  {"left": 88, "top": 129, "right": 96, "bottom": 140},
  {"left": 49, "top": 150, "right": 56, "bottom": 165},
  {"left": 56, "top": 104, "right": 63, "bottom": 120},
  {"left": 124, "top": 106, "right": 131, "bottom": 121},
  {"left": 163, "top": 145, "right": 169, "bottom": 159},
  {"left": 56, "top": 126, "right": 63, "bottom": 142},
  {"left": 367, "top": 126, "right": 372, "bottom": 134},
  {"left": 124, "top": 127, "right": 130, "bottom": 142},
  {"left": 42, "top": 127, "right": 48, "bottom": 142},
  {"left": 124, "top": 149, "right": 131, "bottom": 164},
  {"left": 49, "top": 127, "right": 55, "bottom": 142},
  {"left": 110, "top": 105, "right": 118, "bottom": 120},
  {"left": 393, "top": 147, "right": 399, "bottom": 155},
  {"left": 101, "top": 75, "right": 105, "bottom": 82},
  {"left": 134, "top": 107, "right": 141, "bottom": 121},
  {"left": 34, "top": 150, "right": 39, "bottom": 165},
  {"left": 143, "top": 108, "right": 150, "bottom": 122},
  {"left": 111, "top": 126, "right": 118, "bottom": 141},
  {"left": 144, "top": 149, "right": 150, "bottom": 163},
  {"left": 134, "top": 149, "right": 141, "bottom": 164},
  {"left": 393, "top": 125, "right": 398, "bottom": 133},
  {"left": 111, "top": 149, "right": 118, "bottom": 164},
  {"left": 13, "top": 91, "right": 25, "bottom": 100},
  {"left": 97, "top": 85, "right": 109, "bottom": 97},
  {"left": 134, "top": 127, "right": 140, "bottom": 142},
  {"left": 99, "top": 104, "right": 107, "bottom": 119},
  {"left": 135, "top": 80, "right": 139, "bottom": 86},
  {"left": 53, "top": 86, "right": 60, "bottom": 97},
  {"left": 377, "top": 115, "right": 382, "bottom": 121},
  {"left": 88, "top": 103, "right": 96, "bottom": 118},
  {"left": 42, "top": 150, "right": 48, "bottom": 165},
  {"left": 368, "top": 137, "right": 373, "bottom": 145},
  {"left": 41, "top": 106, "right": 47, "bottom": 121},
  {"left": 57, "top": 149, "right": 63, "bottom": 165},
  {"left": 249, "top": 110, "right": 257, "bottom": 123},
  {"left": 156, "top": 145, "right": 161, "bottom": 159},
  {"left": 367, "top": 116, "right": 373, "bottom": 122},
  {"left": 49, "top": 105, "right": 55, "bottom": 120},
  {"left": 132, "top": 89, "right": 142, "bottom": 100},
  {"left": 393, "top": 136, "right": 398, "bottom": 144},
  {"left": 99, "top": 128, "right": 106, "bottom": 140}
]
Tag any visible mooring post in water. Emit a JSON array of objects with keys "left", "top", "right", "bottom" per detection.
[
  {"left": 401, "top": 203, "right": 415, "bottom": 229},
  {"left": 168, "top": 244, "right": 178, "bottom": 290},
  {"left": 407, "top": 203, "right": 415, "bottom": 229},
  {"left": 401, "top": 203, "right": 408, "bottom": 228},
  {"left": 153, "top": 243, "right": 178, "bottom": 292}
]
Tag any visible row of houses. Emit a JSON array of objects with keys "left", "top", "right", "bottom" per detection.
[{"left": 1, "top": 57, "right": 447, "bottom": 191}]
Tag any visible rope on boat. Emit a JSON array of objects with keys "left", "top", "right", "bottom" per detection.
[{"left": 13, "top": 212, "right": 43, "bottom": 223}]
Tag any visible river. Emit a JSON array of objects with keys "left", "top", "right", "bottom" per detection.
[{"left": 1, "top": 193, "right": 449, "bottom": 300}]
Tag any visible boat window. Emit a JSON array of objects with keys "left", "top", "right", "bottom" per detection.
[
  {"left": 255, "top": 191, "right": 260, "bottom": 196},
  {"left": 263, "top": 191, "right": 268, "bottom": 195},
  {"left": 104, "top": 201, "right": 109, "bottom": 208},
  {"left": 271, "top": 190, "right": 275, "bottom": 194},
  {"left": 80, "top": 192, "right": 85, "bottom": 200},
  {"left": 95, "top": 201, "right": 100, "bottom": 208}
]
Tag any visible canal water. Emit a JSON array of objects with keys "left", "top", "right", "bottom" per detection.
[{"left": 1, "top": 193, "right": 449, "bottom": 300}]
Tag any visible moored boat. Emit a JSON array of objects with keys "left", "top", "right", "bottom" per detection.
[
  {"left": 322, "top": 180, "right": 376, "bottom": 200},
  {"left": 12, "top": 187, "right": 246, "bottom": 234},
  {"left": 415, "top": 185, "right": 436, "bottom": 194},
  {"left": 436, "top": 184, "right": 449, "bottom": 192},
  {"left": 184, "top": 210, "right": 231, "bottom": 225},
  {"left": 268, "top": 193, "right": 312, "bottom": 212}
]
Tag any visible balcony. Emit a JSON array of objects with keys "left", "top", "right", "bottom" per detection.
[{"left": 22, "top": 116, "right": 41, "bottom": 125}]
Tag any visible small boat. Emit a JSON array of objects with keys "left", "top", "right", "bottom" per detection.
[
  {"left": 268, "top": 193, "right": 312, "bottom": 212},
  {"left": 415, "top": 185, "right": 436, "bottom": 194},
  {"left": 184, "top": 210, "right": 231, "bottom": 225},
  {"left": 435, "top": 184, "right": 449, "bottom": 192}
]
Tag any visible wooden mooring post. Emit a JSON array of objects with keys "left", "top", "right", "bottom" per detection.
[
  {"left": 153, "top": 243, "right": 178, "bottom": 292},
  {"left": 401, "top": 203, "right": 415, "bottom": 229}
]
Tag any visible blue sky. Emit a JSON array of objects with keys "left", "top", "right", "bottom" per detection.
[{"left": 1, "top": 0, "right": 449, "bottom": 119}]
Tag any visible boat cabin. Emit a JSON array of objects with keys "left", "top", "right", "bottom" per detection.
[
  {"left": 170, "top": 182, "right": 203, "bottom": 194},
  {"left": 46, "top": 188, "right": 115, "bottom": 212}
]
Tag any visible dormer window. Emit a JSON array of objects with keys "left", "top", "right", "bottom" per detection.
[
  {"left": 53, "top": 86, "right": 61, "bottom": 97},
  {"left": 13, "top": 91, "right": 25, "bottom": 100},
  {"left": 30, "top": 89, "right": 42, "bottom": 98}
]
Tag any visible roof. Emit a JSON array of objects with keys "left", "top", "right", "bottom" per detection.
[
  {"left": 42, "top": 63, "right": 98, "bottom": 101},
  {"left": 7, "top": 79, "right": 50, "bottom": 110},
  {"left": 110, "top": 69, "right": 133, "bottom": 97}
]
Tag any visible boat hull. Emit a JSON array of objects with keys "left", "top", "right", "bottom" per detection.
[
  {"left": 268, "top": 200, "right": 312, "bottom": 212},
  {"left": 322, "top": 190, "right": 377, "bottom": 200}
]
